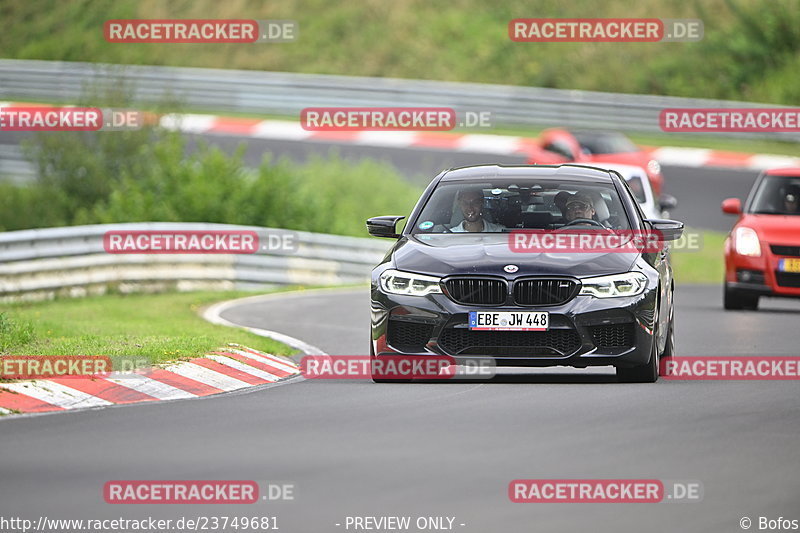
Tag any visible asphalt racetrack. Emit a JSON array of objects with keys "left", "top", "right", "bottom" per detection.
[
  {"left": 1, "top": 131, "right": 797, "bottom": 532},
  {"left": 1, "top": 285, "right": 799, "bottom": 532}
]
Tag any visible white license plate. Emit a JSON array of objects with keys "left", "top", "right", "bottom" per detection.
[{"left": 469, "top": 311, "right": 549, "bottom": 331}]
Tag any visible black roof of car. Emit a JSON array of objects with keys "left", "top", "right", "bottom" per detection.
[{"left": 439, "top": 164, "right": 617, "bottom": 183}]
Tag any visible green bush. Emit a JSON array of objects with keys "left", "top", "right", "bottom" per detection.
[
  {"left": 87, "top": 148, "right": 422, "bottom": 237},
  {"left": 1, "top": 128, "right": 422, "bottom": 237},
  {"left": 0, "top": 72, "right": 422, "bottom": 236},
  {"left": 643, "top": 0, "right": 800, "bottom": 103},
  {"left": 247, "top": 153, "right": 421, "bottom": 236},
  {"left": 0, "top": 183, "right": 67, "bottom": 230}
]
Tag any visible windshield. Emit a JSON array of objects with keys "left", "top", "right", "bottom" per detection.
[
  {"left": 748, "top": 175, "right": 800, "bottom": 215},
  {"left": 411, "top": 178, "right": 632, "bottom": 234},
  {"left": 573, "top": 131, "right": 638, "bottom": 154}
]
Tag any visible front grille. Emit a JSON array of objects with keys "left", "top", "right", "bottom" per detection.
[
  {"left": 444, "top": 278, "right": 507, "bottom": 305},
  {"left": 590, "top": 323, "right": 636, "bottom": 349},
  {"left": 770, "top": 245, "right": 800, "bottom": 257},
  {"left": 387, "top": 320, "right": 433, "bottom": 352},
  {"left": 438, "top": 328, "right": 581, "bottom": 356},
  {"left": 775, "top": 271, "right": 800, "bottom": 288},
  {"left": 514, "top": 279, "right": 578, "bottom": 306}
]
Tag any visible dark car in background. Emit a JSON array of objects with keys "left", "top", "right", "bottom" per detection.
[
  {"left": 367, "top": 164, "right": 684, "bottom": 382},
  {"left": 524, "top": 129, "right": 665, "bottom": 197},
  {"left": 722, "top": 167, "right": 800, "bottom": 310}
]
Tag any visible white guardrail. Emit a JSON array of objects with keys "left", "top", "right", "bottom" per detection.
[
  {"left": 0, "top": 59, "right": 797, "bottom": 140},
  {"left": 0, "top": 223, "right": 391, "bottom": 302}
]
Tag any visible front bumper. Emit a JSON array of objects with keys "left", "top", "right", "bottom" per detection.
[
  {"left": 370, "top": 282, "right": 658, "bottom": 369},
  {"left": 725, "top": 247, "right": 800, "bottom": 298}
]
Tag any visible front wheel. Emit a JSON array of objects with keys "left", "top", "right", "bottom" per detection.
[
  {"left": 370, "top": 342, "right": 390, "bottom": 383},
  {"left": 723, "top": 283, "right": 759, "bottom": 311},
  {"left": 661, "top": 301, "right": 675, "bottom": 360},
  {"left": 617, "top": 331, "right": 659, "bottom": 383},
  {"left": 370, "top": 344, "right": 412, "bottom": 383}
]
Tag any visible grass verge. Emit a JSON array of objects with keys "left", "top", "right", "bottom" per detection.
[
  {"left": 0, "top": 290, "right": 302, "bottom": 366},
  {"left": 672, "top": 229, "right": 726, "bottom": 285}
]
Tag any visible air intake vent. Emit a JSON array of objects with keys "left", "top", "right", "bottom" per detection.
[
  {"left": 438, "top": 328, "right": 581, "bottom": 356},
  {"left": 387, "top": 320, "right": 434, "bottom": 352},
  {"left": 589, "top": 323, "right": 636, "bottom": 349}
]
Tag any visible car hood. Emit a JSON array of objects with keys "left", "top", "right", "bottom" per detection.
[
  {"left": 739, "top": 214, "right": 800, "bottom": 244},
  {"left": 391, "top": 234, "right": 639, "bottom": 278}
]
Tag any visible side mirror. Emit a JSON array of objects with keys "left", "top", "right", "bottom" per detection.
[
  {"left": 367, "top": 216, "right": 405, "bottom": 238},
  {"left": 659, "top": 194, "right": 678, "bottom": 211},
  {"left": 721, "top": 198, "right": 742, "bottom": 215},
  {"left": 645, "top": 218, "right": 684, "bottom": 241}
]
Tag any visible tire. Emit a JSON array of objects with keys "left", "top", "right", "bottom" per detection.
[
  {"left": 661, "top": 291, "right": 675, "bottom": 361},
  {"left": 724, "top": 283, "right": 759, "bottom": 311},
  {"left": 618, "top": 290, "right": 665, "bottom": 383},
  {"left": 370, "top": 343, "right": 412, "bottom": 384},
  {"left": 743, "top": 294, "right": 759, "bottom": 311},
  {"left": 617, "top": 321, "right": 659, "bottom": 383},
  {"left": 370, "top": 342, "right": 389, "bottom": 383}
]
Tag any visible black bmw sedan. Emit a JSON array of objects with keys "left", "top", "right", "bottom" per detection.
[{"left": 367, "top": 164, "right": 684, "bottom": 383}]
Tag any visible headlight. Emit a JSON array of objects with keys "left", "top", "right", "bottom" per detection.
[
  {"left": 379, "top": 269, "right": 442, "bottom": 296},
  {"left": 647, "top": 159, "right": 661, "bottom": 176},
  {"left": 579, "top": 272, "right": 648, "bottom": 298},
  {"left": 734, "top": 226, "right": 761, "bottom": 257}
]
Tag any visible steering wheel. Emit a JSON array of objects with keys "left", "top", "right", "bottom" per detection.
[{"left": 559, "top": 218, "right": 605, "bottom": 228}]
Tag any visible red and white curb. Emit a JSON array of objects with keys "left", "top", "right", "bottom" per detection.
[
  {"left": 159, "top": 113, "right": 800, "bottom": 171},
  {"left": 2, "top": 102, "right": 798, "bottom": 171},
  {"left": 0, "top": 346, "right": 301, "bottom": 416}
]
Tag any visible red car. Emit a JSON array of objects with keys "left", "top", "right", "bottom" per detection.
[
  {"left": 524, "top": 128, "right": 664, "bottom": 196},
  {"left": 722, "top": 168, "right": 800, "bottom": 310}
]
